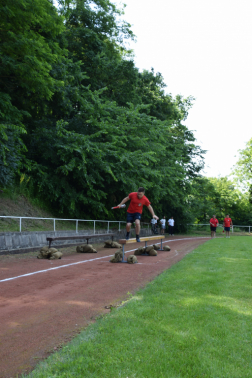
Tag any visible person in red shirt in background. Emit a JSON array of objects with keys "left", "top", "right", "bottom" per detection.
[
  {"left": 118, "top": 187, "right": 159, "bottom": 242},
  {"left": 223, "top": 214, "right": 233, "bottom": 238},
  {"left": 209, "top": 215, "right": 219, "bottom": 238}
]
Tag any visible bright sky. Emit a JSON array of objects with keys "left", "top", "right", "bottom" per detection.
[{"left": 114, "top": 0, "right": 252, "bottom": 178}]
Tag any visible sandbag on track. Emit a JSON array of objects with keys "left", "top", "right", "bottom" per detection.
[
  {"left": 76, "top": 245, "right": 97, "bottom": 253},
  {"left": 110, "top": 250, "right": 123, "bottom": 263},
  {"left": 127, "top": 255, "right": 138, "bottom": 264},
  {"left": 104, "top": 240, "right": 122, "bottom": 248},
  {"left": 134, "top": 247, "right": 145, "bottom": 255},
  {"left": 148, "top": 249, "right": 157, "bottom": 256},
  {"left": 49, "top": 251, "right": 63, "bottom": 260},
  {"left": 37, "top": 247, "right": 62, "bottom": 259},
  {"left": 134, "top": 246, "right": 157, "bottom": 256},
  {"left": 163, "top": 245, "right": 171, "bottom": 251}
]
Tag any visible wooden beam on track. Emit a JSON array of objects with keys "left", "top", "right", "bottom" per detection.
[
  {"left": 119, "top": 235, "right": 165, "bottom": 245},
  {"left": 116, "top": 235, "right": 166, "bottom": 263}
]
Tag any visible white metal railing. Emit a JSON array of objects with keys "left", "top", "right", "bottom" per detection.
[
  {"left": 0, "top": 216, "right": 150, "bottom": 233},
  {"left": 187, "top": 224, "right": 252, "bottom": 233}
]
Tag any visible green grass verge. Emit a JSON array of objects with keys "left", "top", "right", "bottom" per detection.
[{"left": 24, "top": 236, "right": 252, "bottom": 378}]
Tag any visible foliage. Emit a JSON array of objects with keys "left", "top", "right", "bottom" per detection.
[
  {"left": 232, "top": 137, "right": 252, "bottom": 198},
  {"left": 0, "top": 0, "right": 66, "bottom": 187},
  {"left": 1, "top": 0, "right": 206, "bottom": 222},
  {"left": 25, "top": 89, "right": 205, "bottom": 218},
  {"left": 0, "top": 0, "right": 65, "bottom": 103},
  {"left": 188, "top": 176, "right": 252, "bottom": 225},
  {"left": 0, "top": 125, "right": 27, "bottom": 187}
]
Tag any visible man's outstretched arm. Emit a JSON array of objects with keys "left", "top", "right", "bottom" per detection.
[
  {"left": 118, "top": 196, "right": 130, "bottom": 207},
  {"left": 147, "top": 205, "right": 159, "bottom": 220}
]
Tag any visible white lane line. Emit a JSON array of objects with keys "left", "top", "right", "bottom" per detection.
[{"left": 0, "top": 237, "right": 209, "bottom": 283}]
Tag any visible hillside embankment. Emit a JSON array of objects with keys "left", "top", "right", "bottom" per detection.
[{"left": 0, "top": 194, "right": 56, "bottom": 233}]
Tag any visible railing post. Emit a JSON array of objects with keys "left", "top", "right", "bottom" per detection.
[
  {"left": 107, "top": 221, "right": 110, "bottom": 233},
  {"left": 53, "top": 219, "right": 56, "bottom": 232},
  {"left": 249, "top": 226, "right": 251, "bottom": 234},
  {"left": 20, "top": 218, "right": 22, "bottom": 232},
  {"left": 119, "top": 222, "right": 121, "bottom": 232},
  {"left": 76, "top": 220, "right": 78, "bottom": 234},
  {"left": 94, "top": 220, "right": 96, "bottom": 234}
]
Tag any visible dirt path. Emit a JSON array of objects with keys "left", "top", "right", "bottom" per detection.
[{"left": 0, "top": 236, "right": 209, "bottom": 378}]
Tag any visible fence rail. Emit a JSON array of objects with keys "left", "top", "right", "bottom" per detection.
[
  {"left": 0, "top": 216, "right": 150, "bottom": 233},
  {"left": 187, "top": 224, "right": 252, "bottom": 233}
]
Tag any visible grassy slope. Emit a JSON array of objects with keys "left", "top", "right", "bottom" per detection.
[
  {"left": 0, "top": 193, "right": 100, "bottom": 233},
  {"left": 0, "top": 192, "right": 57, "bottom": 232},
  {"left": 24, "top": 236, "right": 252, "bottom": 378}
]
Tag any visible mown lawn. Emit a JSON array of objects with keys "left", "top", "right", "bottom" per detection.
[{"left": 24, "top": 236, "right": 252, "bottom": 378}]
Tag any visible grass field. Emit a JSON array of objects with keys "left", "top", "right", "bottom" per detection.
[{"left": 24, "top": 236, "right": 252, "bottom": 378}]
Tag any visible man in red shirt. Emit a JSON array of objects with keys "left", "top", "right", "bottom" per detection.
[
  {"left": 209, "top": 215, "right": 219, "bottom": 238},
  {"left": 223, "top": 214, "right": 233, "bottom": 238},
  {"left": 118, "top": 187, "right": 159, "bottom": 242}
]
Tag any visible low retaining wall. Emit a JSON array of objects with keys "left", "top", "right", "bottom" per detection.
[{"left": 0, "top": 228, "right": 152, "bottom": 254}]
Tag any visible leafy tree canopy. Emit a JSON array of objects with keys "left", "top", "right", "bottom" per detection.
[{"left": 1, "top": 0, "right": 207, "bottom": 224}]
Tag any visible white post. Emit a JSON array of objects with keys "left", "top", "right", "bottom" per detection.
[
  {"left": 53, "top": 219, "right": 56, "bottom": 232},
  {"left": 94, "top": 220, "right": 96, "bottom": 234},
  {"left": 107, "top": 221, "right": 109, "bottom": 233},
  {"left": 119, "top": 222, "right": 121, "bottom": 232},
  {"left": 249, "top": 226, "right": 251, "bottom": 234},
  {"left": 20, "top": 218, "right": 22, "bottom": 232},
  {"left": 76, "top": 220, "right": 78, "bottom": 234}
]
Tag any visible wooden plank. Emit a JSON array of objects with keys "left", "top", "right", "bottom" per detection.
[{"left": 119, "top": 235, "right": 165, "bottom": 244}]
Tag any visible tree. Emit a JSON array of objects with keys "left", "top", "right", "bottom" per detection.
[
  {"left": 232, "top": 137, "right": 252, "bottom": 190},
  {"left": 0, "top": 0, "right": 66, "bottom": 186},
  {"left": 188, "top": 176, "right": 252, "bottom": 225},
  {"left": 1, "top": 0, "right": 206, "bottom": 223}
]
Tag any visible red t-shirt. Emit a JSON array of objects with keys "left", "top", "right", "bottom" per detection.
[
  {"left": 127, "top": 192, "right": 151, "bottom": 214},
  {"left": 210, "top": 218, "right": 219, "bottom": 227},
  {"left": 224, "top": 218, "right": 232, "bottom": 227}
]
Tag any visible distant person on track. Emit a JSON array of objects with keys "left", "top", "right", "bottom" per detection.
[
  {"left": 223, "top": 214, "right": 233, "bottom": 238},
  {"left": 160, "top": 216, "right": 166, "bottom": 235},
  {"left": 168, "top": 216, "right": 175, "bottom": 235},
  {"left": 209, "top": 215, "right": 219, "bottom": 238},
  {"left": 117, "top": 187, "right": 159, "bottom": 242}
]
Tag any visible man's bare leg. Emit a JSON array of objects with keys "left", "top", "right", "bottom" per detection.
[
  {"left": 126, "top": 223, "right": 132, "bottom": 232},
  {"left": 135, "top": 219, "right": 140, "bottom": 235},
  {"left": 135, "top": 219, "right": 141, "bottom": 242},
  {"left": 125, "top": 223, "right": 132, "bottom": 239}
]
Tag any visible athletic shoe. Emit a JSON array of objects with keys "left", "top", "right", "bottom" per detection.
[
  {"left": 136, "top": 237, "right": 141, "bottom": 242},
  {"left": 126, "top": 235, "right": 130, "bottom": 240}
]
